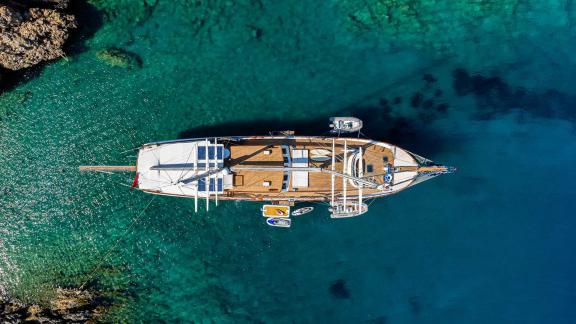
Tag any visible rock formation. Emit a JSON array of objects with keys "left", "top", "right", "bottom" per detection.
[
  {"left": 1, "top": 288, "right": 106, "bottom": 322},
  {"left": 96, "top": 47, "right": 142, "bottom": 68},
  {"left": 0, "top": 1, "right": 76, "bottom": 70}
]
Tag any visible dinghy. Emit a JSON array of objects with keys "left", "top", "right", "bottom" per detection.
[
  {"left": 329, "top": 117, "right": 363, "bottom": 133},
  {"left": 291, "top": 206, "right": 314, "bottom": 216},
  {"left": 261, "top": 205, "right": 290, "bottom": 217},
  {"left": 329, "top": 202, "right": 368, "bottom": 218},
  {"left": 266, "top": 217, "right": 291, "bottom": 228}
]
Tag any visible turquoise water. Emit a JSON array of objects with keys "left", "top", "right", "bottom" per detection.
[{"left": 1, "top": 0, "right": 576, "bottom": 322}]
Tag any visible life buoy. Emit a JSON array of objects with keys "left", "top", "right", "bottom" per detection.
[{"left": 384, "top": 174, "right": 393, "bottom": 183}]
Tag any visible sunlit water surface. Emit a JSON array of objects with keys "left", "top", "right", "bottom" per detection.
[{"left": 1, "top": 0, "right": 575, "bottom": 322}]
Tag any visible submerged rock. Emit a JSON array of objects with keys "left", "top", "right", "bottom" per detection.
[
  {"left": 329, "top": 279, "right": 351, "bottom": 299},
  {"left": 0, "top": 1, "right": 76, "bottom": 70},
  {"left": 96, "top": 48, "right": 142, "bottom": 68},
  {"left": 336, "top": 0, "right": 565, "bottom": 58}
]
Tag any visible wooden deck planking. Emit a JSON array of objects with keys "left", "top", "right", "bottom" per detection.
[
  {"left": 225, "top": 138, "right": 399, "bottom": 199},
  {"left": 229, "top": 145, "right": 283, "bottom": 164},
  {"left": 232, "top": 170, "right": 284, "bottom": 193}
]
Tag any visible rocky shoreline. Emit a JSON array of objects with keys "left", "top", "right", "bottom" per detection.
[
  {"left": 0, "top": 0, "right": 76, "bottom": 71},
  {"left": 1, "top": 287, "right": 108, "bottom": 323}
]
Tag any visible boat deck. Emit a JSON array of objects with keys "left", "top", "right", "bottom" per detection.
[{"left": 224, "top": 138, "right": 396, "bottom": 200}]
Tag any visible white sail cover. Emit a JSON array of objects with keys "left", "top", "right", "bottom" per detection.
[
  {"left": 292, "top": 149, "right": 309, "bottom": 188},
  {"left": 393, "top": 171, "right": 418, "bottom": 185},
  {"left": 393, "top": 147, "right": 418, "bottom": 167},
  {"left": 137, "top": 141, "right": 225, "bottom": 197}
]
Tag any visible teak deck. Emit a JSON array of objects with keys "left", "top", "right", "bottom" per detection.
[{"left": 225, "top": 138, "right": 394, "bottom": 200}]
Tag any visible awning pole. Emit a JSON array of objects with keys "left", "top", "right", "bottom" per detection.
[
  {"left": 205, "top": 139, "right": 209, "bottom": 211},
  {"left": 358, "top": 146, "right": 363, "bottom": 212},
  {"left": 343, "top": 140, "right": 347, "bottom": 207},
  {"left": 194, "top": 143, "right": 198, "bottom": 172},
  {"left": 331, "top": 138, "right": 335, "bottom": 206},
  {"left": 214, "top": 137, "right": 218, "bottom": 206}
]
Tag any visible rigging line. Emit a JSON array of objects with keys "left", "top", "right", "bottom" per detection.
[
  {"left": 94, "top": 170, "right": 114, "bottom": 175},
  {"left": 79, "top": 195, "right": 156, "bottom": 290},
  {"left": 116, "top": 181, "right": 138, "bottom": 189},
  {"left": 140, "top": 173, "right": 199, "bottom": 191},
  {"left": 306, "top": 201, "right": 330, "bottom": 209},
  {"left": 132, "top": 177, "right": 170, "bottom": 186},
  {"left": 119, "top": 146, "right": 140, "bottom": 155},
  {"left": 92, "top": 171, "right": 140, "bottom": 190},
  {"left": 310, "top": 200, "right": 331, "bottom": 207},
  {"left": 366, "top": 197, "right": 377, "bottom": 206}
]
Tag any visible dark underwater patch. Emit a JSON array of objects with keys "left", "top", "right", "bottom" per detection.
[
  {"left": 422, "top": 99, "right": 435, "bottom": 109},
  {"left": 410, "top": 92, "right": 423, "bottom": 108},
  {"left": 408, "top": 296, "right": 421, "bottom": 316},
  {"left": 452, "top": 68, "right": 576, "bottom": 122},
  {"left": 435, "top": 103, "right": 449, "bottom": 113},
  {"left": 329, "top": 279, "right": 351, "bottom": 299},
  {"left": 365, "top": 315, "right": 388, "bottom": 324},
  {"left": 422, "top": 73, "right": 437, "bottom": 84},
  {"left": 417, "top": 111, "right": 436, "bottom": 123},
  {"left": 379, "top": 98, "right": 389, "bottom": 107}
]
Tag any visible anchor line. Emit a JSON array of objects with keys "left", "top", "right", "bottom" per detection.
[{"left": 79, "top": 195, "right": 156, "bottom": 290}]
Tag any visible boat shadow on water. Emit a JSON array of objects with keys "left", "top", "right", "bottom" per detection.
[{"left": 177, "top": 104, "right": 459, "bottom": 158}]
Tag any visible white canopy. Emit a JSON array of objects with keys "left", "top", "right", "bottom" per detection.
[
  {"left": 137, "top": 140, "right": 226, "bottom": 197},
  {"left": 292, "top": 149, "right": 309, "bottom": 188}
]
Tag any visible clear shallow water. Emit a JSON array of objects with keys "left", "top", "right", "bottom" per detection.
[{"left": 1, "top": 0, "right": 576, "bottom": 322}]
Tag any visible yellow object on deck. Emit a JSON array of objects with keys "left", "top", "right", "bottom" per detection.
[{"left": 261, "top": 205, "right": 290, "bottom": 217}]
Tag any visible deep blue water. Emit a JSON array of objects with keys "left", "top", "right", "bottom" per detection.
[{"left": 1, "top": 0, "right": 575, "bottom": 322}]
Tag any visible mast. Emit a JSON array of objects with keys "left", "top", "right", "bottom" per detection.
[
  {"left": 358, "top": 146, "right": 363, "bottom": 211},
  {"left": 214, "top": 137, "right": 218, "bottom": 206},
  {"left": 343, "top": 140, "right": 347, "bottom": 207},
  {"left": 331, "top": 138, "right": 335, "bottom": 206},
  {"left": 194, "top": 142, "right": 198, "bottom": 213},
  {"left": 194, "top": 186, "right": 198, "bottom": 212},
  {"left": 205, "top": 138, "right": 209, "bottom": 211}
]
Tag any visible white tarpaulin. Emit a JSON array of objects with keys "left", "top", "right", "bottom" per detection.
[
  {"left": 393, "top": 147, "right": 418, "bottom": 167},
  {"left": 292, "top": 149, "right": 309, "bottom": 188}
]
